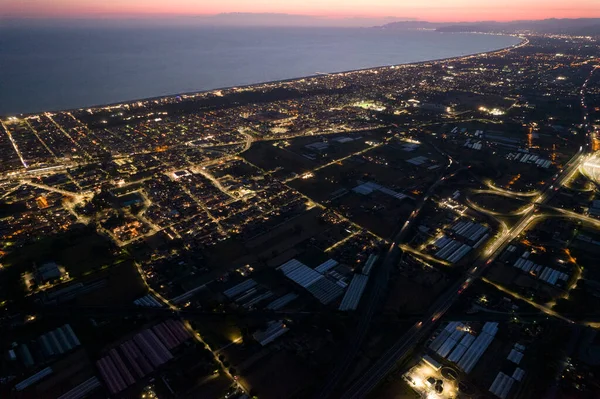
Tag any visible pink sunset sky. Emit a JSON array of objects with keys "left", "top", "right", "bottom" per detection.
[{"left": 2, "top": 0, "right": 599, "bottom": 22}]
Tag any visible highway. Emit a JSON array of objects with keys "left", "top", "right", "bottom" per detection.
[
  {"left": 341, "top": 66, "right": 597, "bottom": 399},
  {"left": 316, "top": 155, "right": 462, "bottom": 398},
  {"left": 342, "top": 151, "right": 585, "bottom": 399}
]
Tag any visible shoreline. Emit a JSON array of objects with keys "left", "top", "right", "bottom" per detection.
[{"left": 3, "top": 32, "right": 527, "bottom": 118}]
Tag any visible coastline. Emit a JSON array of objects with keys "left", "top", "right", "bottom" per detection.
[{"left": 3, "top": 32, "right": 527, "bottom": 118}]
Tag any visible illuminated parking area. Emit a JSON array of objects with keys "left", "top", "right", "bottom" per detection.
[{"left": 403, "top": 356, "right": 459, "bottom": 399}]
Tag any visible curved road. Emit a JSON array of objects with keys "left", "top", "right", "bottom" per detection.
[{"left": 341, "top": 64, "right": 597, "bottom": 399}]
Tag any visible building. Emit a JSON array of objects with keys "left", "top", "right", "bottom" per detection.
[{"left": 36, "top": 262, "right": 67, "bottom": 285}]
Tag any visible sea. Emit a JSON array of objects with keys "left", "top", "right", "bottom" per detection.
[{"left": 0, "top": 26, "right": 521, "bottom": 115}]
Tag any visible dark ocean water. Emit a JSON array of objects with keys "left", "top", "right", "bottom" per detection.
[{"left": 0, "top": 27, "right": 520, "bottom": 115}]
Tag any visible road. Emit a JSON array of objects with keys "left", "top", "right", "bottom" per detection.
[
  {"left": 316, "top": 156, "right": 462, "bottom": 398},
  {"left": 342, "top": 150, "right": 586, "bottom": 399},
  {"left": 341, "top": 66, "right": 597, "bottom": 399}
]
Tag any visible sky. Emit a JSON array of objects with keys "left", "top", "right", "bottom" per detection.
[{"left": 1, "top": 0, "right": 600, "bottom": 23}]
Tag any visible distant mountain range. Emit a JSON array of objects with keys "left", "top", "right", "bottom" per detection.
[
  {"left": 4, "top": 13, "right": 600, "bottom": 33},
  {"left": 0, "top": 13, "right": 416, "bottom": 28},
  {"left": 196, "top": 13, "right": 414, "bottom": 28},
  {"left": 381, "top": 18, "right": 600, "bottom": 35}
]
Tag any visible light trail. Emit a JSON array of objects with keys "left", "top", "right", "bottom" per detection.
[
  {"left": 66, "top": 112, "right": 111, "bottom": 153},
  {"left": 0, "top": 183, "right": 22, "bottom": 200},
  {"left": 483, "top": 179, "right": 540, "bottom": 197},
  {"left": 1, "top": 119, "right": 28, "bottom": 168},
  {"left": 324, "top": 230, "right": 362, "bottom": 252},
  {"left": 45, "top": 112, "right": 91, "bottom": 159},
  {"left": 131, "top": 190, "right": 162, "bottom": 234},
  {"left": 242, "top": 154, "right": 387, "bottom": 243},
  {"left": 470, "top": 188, "right": 531, "bottom": 200},
  {"left": 399, "top": 244, "right": 452, "bottom": 267},
  {"left": 22, "top": 180, "right": 87, "bottom": 199},
  {"left": 260, "top": 124, "right": 388, "bottom": 142},
  {"left": 284, "top": 142, "right": 384, "bottom": 183},
  {"left": 132, "top": 260, "right": 248, "bottom": 394},
  {"left": 23, "top": 118, "right": 59, "bottom": 160},
  {"left": 237, "top": 128, "right": 256, "bottom": 153},
  {"left": 192, "top": 166, "right": 236, "bottom": 200},
  {"left": 549, "top": 206, "right": 600, "bottom": 230},
  {"left": 483, "top": 214, "right": 539, "bottom": 257},
  {"left": 481, "top": 277, "right": 574, "bottom": 324},
  {"left": 466, "top": 197, "right": 533, "bottom": 217},
  {"left": 178, "top": 182, "right": 228, "bottom": 237}
]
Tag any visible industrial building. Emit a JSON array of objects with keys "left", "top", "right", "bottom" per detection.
[
  {"left": 511, "top": 250, "right": 570, "bottom": 286},
  {"left": 505, "top": 151, "right": 552, "bottom": 168},
  {"left": 15, "top": 367, "right": 53, "bottom": 392},
  {"left": 339, "top": 274, "right": 369, "bottom": 311},
  {"left": 96, "top": 320, "right": 191, "bottom": 395},
  {"left": 315, "top": 259, "right": 339, "bottom": 273},
  {"left": 253, "top": 320, "right": 289, "bottom": 346},
  {"left": 464, "top": 139, "right": 483, "bottom": 150},
  {"left": 489, "top": 372, "right": 515, "bottom": 399},
  {"left": 428, "top": 322, "right": 498, "bottom": 374},
  {"left": 265, "top": 293, "right": 298, "bottom": 310},
  {"left": 277, "top": 259, "right": 345, "bottom": 305},
  {"left": 430, "top": 219, "right": 490, "bottom": 264},
  {"left": 34, "top": 261, "right": 68, "bottom": 285},
  {"left": 9, "top": 323, "right": 82, "bottom": 370},
  {"left": 361, "top": 254, "right": 378, "bottom": 275},
  {"left": 56, "top": 376, "right": 102, "bottom": 399},
  {"left": 133, "top": 294, "right": 163, "bottom": 307},
  {"left": 487, "top": 345, "right": 526, "bottom": 399},
  {"left": 352, "top": 181, "right": 409, "bottom": 201}
]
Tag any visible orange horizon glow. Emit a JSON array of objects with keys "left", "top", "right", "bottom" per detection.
[{"left": 1, "top": 0, "right": 599, "bottom": 22}]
